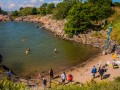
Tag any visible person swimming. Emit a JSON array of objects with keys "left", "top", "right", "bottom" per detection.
[
  {"left": 25, "top": 48, "right": 30, "bottom": 55},
  {"left": 54, "top": 48, "right": 57, "bottom": 53}
]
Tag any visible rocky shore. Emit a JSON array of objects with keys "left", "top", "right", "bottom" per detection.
[
  {"left": 0, "top": 14, "right": 117, "bottom": 53},
  {"left": 14, "top": 15, "right": 108, "bottom": 49},
  {"left": 0, "top": 14, "right": 12, "bottom": 21},
  {"left": 0, "top": 14, "right": 119, "bottom": 89}
]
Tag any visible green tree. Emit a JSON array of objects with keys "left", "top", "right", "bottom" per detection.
[
  {"left": 39, "top": 3, "right": 48, "bottom": 15},
  {"left": 114, "top": 2, "right": 120, "bottom": 7},
  {"left": 41, "top": 3, "right": 48, "bottom": 8},
  {"left": 19, "top": 7, "right": 32, "bottom": 16},
  {"left": 0, "top": 7, "right": 2, "bottom": 14},
  {"left": 31, "top": 7, "right": 37, "bottom": 15},
  {"left": 53, "top": 1, "right": 76, "bottom": 19},
  {"left": 39, "top": 7, "right": 46, "bottom": 16},
  {"left": 46, "top": 3, "right": 55, "bottom": 14},
  {"left": 11, "top": 10, "right": 19, "bottom": 16},
  {"left": 19, "top": 7, "right": 24, "bottom": 11},
  {"left": 64, "top": 2, "right": 91, "bottom": 35}
]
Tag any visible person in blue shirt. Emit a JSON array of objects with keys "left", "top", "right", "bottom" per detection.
[
  {"left": 6, "top": 70, "right": 13, "bottom": 80},
  {"left": 91, "top": 66, "right": 97, "bottom": 79}
]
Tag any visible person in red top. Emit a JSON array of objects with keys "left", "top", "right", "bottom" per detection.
[{"left": 67, "top": 74, "right": 73, "bottom": 83}]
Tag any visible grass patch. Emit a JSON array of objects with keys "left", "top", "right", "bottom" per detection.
[
  {"left": 91, "top": 31, "right": 106, "bottom": 39},
  {"left": 51, "top": 78, "right": 120, "bottom": 90}
]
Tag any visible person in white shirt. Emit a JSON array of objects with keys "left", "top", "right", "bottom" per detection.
[{"left": 61, "top": 72, "right": 66, "bottom": 83}]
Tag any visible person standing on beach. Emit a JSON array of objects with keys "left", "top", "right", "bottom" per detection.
[
  {"left": 67, "top": 74, "right": 73, "bottom": 83},
  {"left": 49, "top": 69, "right": 54, "bottom": 79},
  {"left": 98, "top": 67, "right": 105, "bottom": 80},
  {"left": 91, "top": 66, "right": 97, "bottom": 79},
  {"left": 61, "top": 72, "right": 66, "bottom": 83}
]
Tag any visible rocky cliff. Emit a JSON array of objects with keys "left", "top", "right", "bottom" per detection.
[{"left": 0, "top": 14, "right": 12, "bottom": 21}]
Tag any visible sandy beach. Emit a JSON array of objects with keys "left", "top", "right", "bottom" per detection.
[
  {"left": 51, "top": 53, "right": 120, "bottom": 84},
  {"left": 31, "top": 52, "right": 120, "bottom": 90}
]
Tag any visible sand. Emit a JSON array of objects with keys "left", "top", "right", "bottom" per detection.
[
  {"left": 51, "top": 53, "right": 120, "bottom": 84},
  {"left": 26, "top": 53, "right": 120, "bottom": 90}
]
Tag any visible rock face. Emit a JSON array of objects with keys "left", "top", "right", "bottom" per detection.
[{"left": 0, "top": 15, "right": 12, "bottom": 21}]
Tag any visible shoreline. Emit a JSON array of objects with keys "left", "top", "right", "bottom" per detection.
[{"left": 1, "top": 15, "right": 120, "bottom": 88}]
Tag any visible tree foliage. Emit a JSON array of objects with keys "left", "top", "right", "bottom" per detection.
[
  {"left": 19, "top": 7, "right": 24, "bottom": 11},
  {"left": 53, "top": 1, "right": 77, "bottom": 19},
  {"left": 31, "top": 7, "right": 37, "bottom": 15},
  {"left": 46, "top": 3, "right": 55, "bottom": 14},
  {"left": 11, "top": 10, "right": 19, "bottom": 16},
  {"left": 0, "top": 7, "right": 2, "bottom": 14},
  {"left": 113, "top": 2, "right": 120, "bottom": 7},
  {"left": 0, "top": 7, "right": 7, "bottom": 15},
  {"left": 19, "top": 7, "right": 32, "bottom": 16},
  {"left": 64, "top": 0, "right": 114, "bottom": 36},
  {"left": 41, "top": 3, "right": 48, "bottom": 8},
  {"left": 64, "top": 2, "right": 91, "bottom": 35}
]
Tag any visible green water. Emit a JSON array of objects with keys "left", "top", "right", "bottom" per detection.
[{"left": 0, "top": 21, "right": 97, "bottom": 76}]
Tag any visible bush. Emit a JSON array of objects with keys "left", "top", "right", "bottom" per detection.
[{"left": 0, "top": 80, "right": 28, "bottom": 90}]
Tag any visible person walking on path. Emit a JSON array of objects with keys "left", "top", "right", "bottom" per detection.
[
  {"left": 49, "top": 69, "right": 54, "bottom": 79},
  {"left": 61, "top": 72, "right": 66, "bottom": 84},
  {"left": 98, "top": 67, "right": 105, "bottom": 80},
  {"left": 91, "top": 66, "right": 97, "bottom": 79}
]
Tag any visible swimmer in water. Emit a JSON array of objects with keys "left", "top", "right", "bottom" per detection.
[
  {"left": 25, "top": 48, "right": 30, "bottom": 55},
  {"left": 54, "top": 48, "right": 57, "bottom": 53}
]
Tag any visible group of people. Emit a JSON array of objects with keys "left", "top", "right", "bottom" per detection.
[
  {"left": 91, "top": 65, "right": 106, "bottom": 80},
  {"left": 39, "top": 69, "right": 73, "bottom": 87},
  {"left": 91, "top": 52, "right": 120, "bottom": 80}
]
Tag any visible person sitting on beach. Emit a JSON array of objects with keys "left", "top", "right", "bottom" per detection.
[
  {"left": 112, "top": 60, "right": 119, "bottom": 69},
  {"left": 112, "top": 53, "right": 117, "bottom": 60},
  {"left": 91, "top": 66, "right": 97, "bottom": 79},
  {"left": 67, "top": 74, "right": 73, "bottom": 83},
  {"left": 25, "top": 48, "right": 30, "bottom": 55},
  {"left": 49, "top": 69, "right": 54, "bottom": 79},
  {"left": 61, "top": 72, "right": 66, "bottom": 83}
]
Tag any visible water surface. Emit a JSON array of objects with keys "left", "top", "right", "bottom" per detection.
[{"left": 0, "top": 21, "right": 98, "bottom": 75}]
